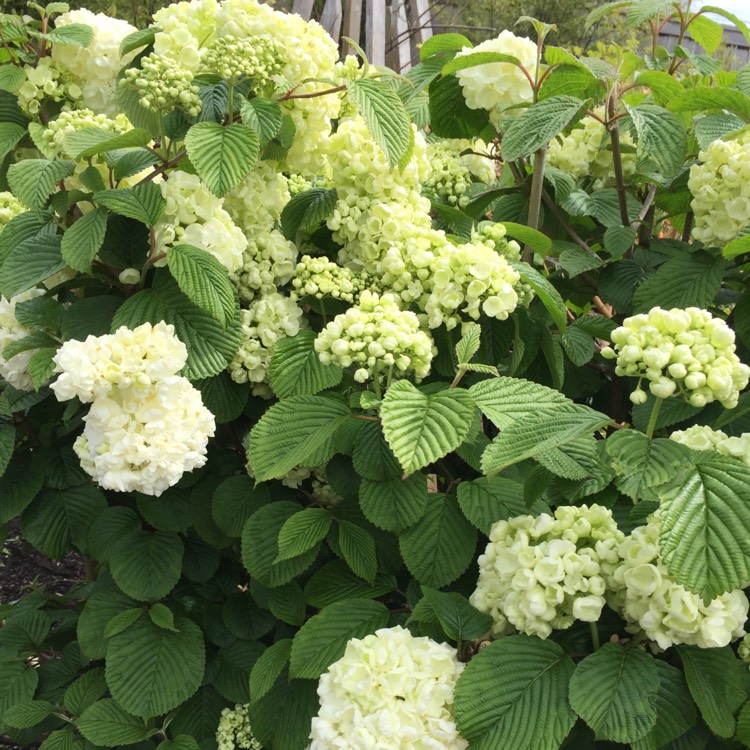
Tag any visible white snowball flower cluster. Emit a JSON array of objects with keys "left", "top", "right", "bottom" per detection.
[
  {"left": 216, "top": 704, "right": 261, "bottom": 750},
  {"left": 224, "top": 163, "right": 291, "bottom": 236},
  {"left": 156, "top": 171, "right": 248, "bottom": 274},
  {"left": 36, "top": 109, "right": 132, "bottom": 160},
  {"left": 230, "top": 230, "right": 298, "bottom": 304},
  {"left": 228, "top": 293, "right": 305, "bottom": 393},
  {"left": 309, "top": 625, "right": 467, "bottom": 750},
  {"left": 0, "top": 193, "right": 26, "bottom": 229},
  {"left": 688, "top": 132, "right": 750, "bottom": 246},
  {"left": 601, "top": 307, "right": 750, "bottom": 408},
  {"left": 547, "top": 112, "right": 636, "bottom": 186},
  {"left": 0, "top": 289, "right": 47, "bottom": 392},
  {"left": 471, "top": 505, "right": 624, "bottom": 639},
  {"left": 52, "top": 322, "right": 215, "bottom": 495},
  {"left": 315, "top": 291, "right": 435, "bottom": 383},
  {"left": 121, "top": 54, "right": 202, "bottom": 117},
  {"left": 17, "top": 58, "right": 77, "bottom": 118},
  {"left": 50, "top": 9, "right": 138, "bottom": 116},
  {"left": 607, "top": 511, "right": 749, "bottom": 649},
  {"left": 291, "top": 255, "right": 373, "bottom": 304},
  {"left": 423, "top": 138, "right": 496, "bottom": 207},
  {"left": 670, "top": 424, "right": 750, "bottom": 468},
  {"left": 152, "top": 0, "right": 219, "bottom": 72},
  {"left": 455, "top": 31, "right": 539, "bottom": 129}
]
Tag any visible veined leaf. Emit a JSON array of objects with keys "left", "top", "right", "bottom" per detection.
[
  {"left": 455, "top": 636, "right": 576, "bottom": 750},
  {"left": 247, "top": 394, "right": 351, "bottom": 482},
  {"left": 8, "top": 159, "right": 75, "bottom": 209},
  {"left": 46, "top": 22, "right": 93, "bottom": 46},
  {"left": 502, "top": 222, "right": 552, "bottom": 254},
  {"left": 337, "top": 520, "right": 377, "bottom": 583},
  {"left": 240, "top": 97, "right": 283, "bottom": 145},
  {"left": 512, "top": 263, "right": 567, "bottom": 332},
  {"left": 268, "top": 329, "right": 343, "bottom": 397},
  {"left": 61, "top": 206, "right": 107, "bottom": 273},
  {"left": 276, "top": 507, "right": 331, "bottom": 562},
  {"left": 63, "top": 127, "right": 152, "bottom": 159},
  {"left": 380, "top": 380, "right": 476, "bottom": 474},
  {"left": 249, "top": 639, "right": 292, "bottom": 704},
  {"left": 185, "top": 122, "right": 259, "bottom": 198},
  {"left": 77, "top": 699, "right": 155, "bottom": 746},
  {"left": 456, "top": 476, "right": 527, "bottom": 534},
  {"left": 359, "top": 474, "right": 428, "bottom": 532},
  {"left": 95, "top": 183, "right": 166, "bottom": 226},
  {"left": 670, "top": 87, "right": 750, "bottom": 119},
  {"left": 0, "top": 65, "right": 25, "bottom": 93},
  {"left": 280, "top": 187, "right": 337, "bottom": 240},
  {"left": 441, "top": 50, "right": 522, "bottom": 75},
  {"left": 626, "top": 103, "right": 687, "bottom": 178},
  {"left": 419, "top": 33, "right": 472, "bottom": 61},
  {"left": 350, "top": 78, "right": 413, "bottom": 168},
  {"left": 569, "top": 643, "right": 660, "bottom": 743},
  {"left": 415, "top": 587, "right": 492, "bottom": 641},
  {"left": 658, "top": 452, "right": 750, "bottom": 600},
  {"left": 0, "top": 123, "right": 25, "bottom": 161},
  {"left": 289, "top": 599, "right": 389, "bottom": 679}
]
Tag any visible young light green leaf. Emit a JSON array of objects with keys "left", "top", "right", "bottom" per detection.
[
  {"left": 166, "top": 243, "right": 237, "bottom": 328},
  {"left": 61, "top": 206, "right": 107, "bottom": 273},
  {"left": 63, "top": 127, "right": 152, "bottom": 159},
  {"left": 441, "top": 50, "right": 521, "bottom": 75},
  {"left": 350, "top": 78, "right": 413, "bottom": 168},
  {"left": 502, "top": 221, "right": 552, "bottom": 254},
  {"left": 289, "top": 599, "right": 389, "bottom": 679},
  {"left": 419, "top": 33, "right": 472, "bottom": 61},
  {"left": 184, "top": 122, "right": 259, "bottom": 197},
  {"left": 0, "top": 65, "right": 25, "bottom": 93},
  {"left": 240, "top": 97, "right": 283, "bottom": 144},
  {"left": 455, "top": 323, "right": 481, "bottom": 364},
  {"left": 455, "top": 636, "right": 576, "bottom": 750},
  {"left": 380, "top": 380, "right": 476, "bottom": 475},
  {"left": 626, "top": 103, "right": 687, "bottom": 178},
  {"left": 46, "top": 22, "right": 93, "bottom": 46}
]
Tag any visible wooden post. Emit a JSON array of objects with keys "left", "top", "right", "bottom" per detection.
[
  {"left": 291, "top": 0, "right": 314, "bottom": 20},
  {"left": 390, "top": 0, "right": 411, "bottom": 72},
  {"left": 342, "top": 0, "right": 363, "bottom": 56},
  {"left": 410, "top": 0, "right": 433, "bottom": 45},
  {"left": 366, "top": 0, "right": 386, "bottom": 65},
  {"left": 320, "top": 0, "right": 343, "bottom": 41}
]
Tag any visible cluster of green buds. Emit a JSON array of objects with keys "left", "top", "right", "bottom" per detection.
[
  {"left": 290, "top": 255, "right": 374, "bottom": 304},
  {"left": 201, "top": 34, "right": 284, "bottom": 87}
]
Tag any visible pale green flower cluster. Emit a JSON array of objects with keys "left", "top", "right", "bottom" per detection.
[
  {"left": 688, "top": 133, "right": 750, "bottom": 246},
  {"left": 290, "top": 255, "right": 373, "bottom": 304},
  {"left": 121, "top": 54, "right": 202, "bottom": 117},
  {"left": 0, "top": 193, "right": 26, "bottom": 228},
  {"left": 471, "top": 505, "right": 624, "bottom": 639},
  {"left": 423, "top": 138, "right": 495, "bottom": 207},
  {"left": 228, "top": 293, "right": 305, "bottom": 392},
  {"left": 608, "top": 511, "right": 749, "bottom": 649},
  {"left": 216, "top": 704, "right": 261, "bottom": 750},
  {"left": 156, "top": 170, "right": 248, "bottom": 274},
  {"left": 152, "top": 0, "right": 219, "bottom": 71},
  {"left": 36, "top": 109, "right": 132, "bottom": 160},
  {"left": 224, "top": 163, "right": 292, "bottom": 235},
  {"left": 52, "top": 322, "right": 215, "bottom": 496},
  {"left": 0, "top": 289, "right": 46, "bottom": 392},
  {"left": 547, "top": 111, "right": 636, "bottom": 186},
  {"left": 310, "top": 625, "right": 467, "bottom": 750},
  {"left": 315, "top": 291, "right": 435, "bottom": 383},
  {"left": 201, "top": 34, "right": 284, "bottom": 86},
  {"left": 601, "top": 307, "right": 750, "bottom": 408},
  {"left": 231, "top": 230, "right": 298, "bottom": 303},
  {"left": 50, "top": 8, "right": 138, "bottom": 116},
  {"left": 739, "top": 634, "right": 750, "bottom": 665},
  {"left": 17, "top": 58, "right": 78, "bottom": 118},
  {"left": 670, "top": 424, "right": 750, "bottom": 468},
  {"left": 455, "top": 31, "right": 539, "bottom": 129}
]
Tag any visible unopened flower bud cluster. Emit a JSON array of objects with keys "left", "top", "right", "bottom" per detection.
[
  {"left": 607, "top": 511, "right": 749, "bottom": 650},
  {"left": 50, "top": 9, "right": 138, "bottom": 117},
  {"left": 201, "top": 35, "right": 284, "bottom": 87},
  {"left": 315, "top": 291, "right": 435, "bottom": 383},
  {"left": 228, "top": 293, "right": 305, "bottom": 392},
  {"left": 471, "top": 504, "right": 624, "bottom": 639},
  {"left": 670, "top": 424, "right": 750, "bottom": 468},
  {"left": 309, "top": 625, "right": 467, "bottom": 750},
  {"left": 216, "top": 704, "right": 262, "bottom": 750},
  {"left": 423, "top": 138, "right": 495, "bottom": 208},
  {"left": 156, "top": 170, "right": 248, "bottom": 274},
  {"left": 121, "top": 54, "right": 201, "bottom": 117},
  {"left": 688, "top": 133, "right": 750, "bottom": 247},
  {"left": 291, "top": 255, "right": 373, "bottom": 304},
  {"left": 0, "top": 289, "right": 47, "bottom": 392},
  {"left": 36, "top": 109, "right": 132, "bottom": 160},
  {"left": 455, "top": 31, "right": 539, "bottom": 129},
  {"left": 51, "top": 322, "right": 215, "bottom": 496},
  {"left": 0, "top": 193, "right": 26, "bottom": 229},
  {"left": 601, "top": 307, "right": 750, "bottom": 408}
]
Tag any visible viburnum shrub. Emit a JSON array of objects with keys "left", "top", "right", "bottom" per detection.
[{"left": 5, "top": 0, "right": 750, "bottom": 748}]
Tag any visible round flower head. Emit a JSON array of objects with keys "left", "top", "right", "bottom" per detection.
[
  {"left": 152, "top": 0, "right": 219, "bottom": 72},
  {"left": 423, "top": 138, "right": 496, "bottom": 208},
  {"left": 291, "top": 255, "right": 373, "bottom": 304},
  {"left": 216, "top": 704, "right": 261, "bottom": 750},
  {"left": 230, "top": 229, "right": 299, "bottom": 303},
  {"left": 670, "top": 424, "right": 750, "bottom": 468},
  {"left": 0, "top": 288, "right": 47, "bottom": 392},
  {"left": 455, "top": 31, "right": 539, "bottom": 129},
  {"left": 120, "top": 54, "right": 202, "bottom": 117},
  {"left": 471, "top": 504, "right": 624, "bottom": 638},
  {"left": 607, "top": 511, "right": 749, "bottom": 649},
  {"left": 36, "top": 109, "right": 133, "bottom": 161},
  {"left": 73, "top": 375, "right": 215, "bottom": 496},
  {"left": 601, "top": 307, "right": 750, "bottom": 409},
  {"left": 51, "top": 9, "right": 138, "bottom": 116},
  {"left": 309, "top": 625, "right": 468, "bottom": 750},
  {"left": 51, "top": 321, "right": 188, "bottom": 403},
  {"left": 314, "top": 291, "right": 435, "bottom": 383},
  {"left": 688, "top": 132, "right": 750, "bottom": 247}
]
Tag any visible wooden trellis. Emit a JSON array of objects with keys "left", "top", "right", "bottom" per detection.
[{"left": 289, "top": 0, "right": 434, "bottom": 71}]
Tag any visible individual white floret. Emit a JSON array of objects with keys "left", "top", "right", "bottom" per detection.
[
  {"left": 17, "top": 57, "right": 78, "bottom": 118},
  {"left": 471, "top": 504, "right": 624, "bottom": 638},
  {"left": 73, "top": 375, "right": 215, "bottom": 496},
  {"left": 0, "top": 289, "right": 47, "bottom": 392},
  {"left": 309, "top": 625, "right": 467, "bottom": 750},
  {"left": 455, "top": 31, "right": 539, "bottom": 129},
  {"left": 51, "top": 321, "right": 187, "bottom": 403},
  {"left": 607, "top": 511, "right": 749, "bottom": 649},
  {"left": 601, "top": 307, "right": 750, "bottom": 409},
  {"left": 314, "top": 291, "right": 435, "bottom": 383}
]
